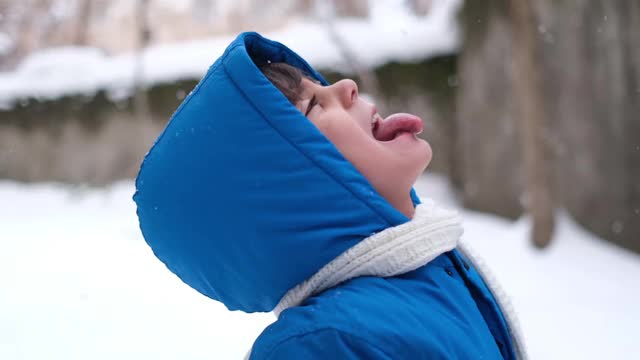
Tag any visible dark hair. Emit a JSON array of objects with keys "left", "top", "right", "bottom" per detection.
[{"left": 259, "top": 62, "right": 307, "bottom": 105}]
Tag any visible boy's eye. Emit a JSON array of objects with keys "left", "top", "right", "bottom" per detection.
[{"left": 305, "top": 95, "right": 317, "bottom": 116}]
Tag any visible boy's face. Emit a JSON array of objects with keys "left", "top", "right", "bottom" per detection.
[{"left": 295, "top": 78, "right": 432, "bottom": 213}]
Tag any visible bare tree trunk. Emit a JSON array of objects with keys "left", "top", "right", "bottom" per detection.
[
  {"left": 134, "top": 0, "right": 152, "bottom": 125},
  {"left": 321, "top": 0, "right": 381, "bottom": 104},
  {"left": 74, "top": 0, "right": 92, "bottom": 45},
  {"left": 508, "top": 0, "right": 555, "bottom": 248},
  {"left": 7, "top": 0, "right": 52, "bottom": 69},
  {"left": 192, "top": 0, "right": 214, "bottom": 23},
  {"left": 333, "top": 0, "right": 369, "bottom": 18},
  {"left": 406, "top": 0, "right": 432, "bottom": 16}
]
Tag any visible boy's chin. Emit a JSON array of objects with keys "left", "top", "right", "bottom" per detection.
[
  {"left": 386, "top": 133, "right": 431, "bottom": 157},
  {"left": 397, "top": 153, "right": 433, "bottom": 189},
  {"left": 419, "top": 139, "right": 433, "bottom": 165},
  {"left": 404, "top": 138, "right": 433, "bottom": 172}
]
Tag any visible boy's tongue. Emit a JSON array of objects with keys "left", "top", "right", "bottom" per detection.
[{"left": 375, "top": 113, "right": 424, "bottom": 141}]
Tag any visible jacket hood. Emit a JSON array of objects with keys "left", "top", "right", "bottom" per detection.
[{"left": 133, "top": 32, "right": 420, "bottom": 313}]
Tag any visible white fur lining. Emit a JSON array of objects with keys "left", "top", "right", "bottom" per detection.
[
  {"left": 274, "top": 200, "right": 461, "bottom": 316},
  {"left": 269, "top": 200, "right": 528, "bottom": 360}
]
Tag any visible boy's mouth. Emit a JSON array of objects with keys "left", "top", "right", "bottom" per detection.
[{"left": 372, "top": 113, "right": 424, "bottom": 142}]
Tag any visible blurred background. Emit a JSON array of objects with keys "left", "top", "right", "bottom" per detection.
[{"left": 0, "top": 0, "right": 639, "bottom": 359}]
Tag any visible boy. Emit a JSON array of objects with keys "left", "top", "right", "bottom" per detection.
[{"left": 134, "top": 32, "right": 526, "bottom": 359}]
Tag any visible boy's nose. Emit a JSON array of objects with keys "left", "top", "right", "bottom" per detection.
[{"left": 332, "top": 79, "right": 358, "bottom": 108}]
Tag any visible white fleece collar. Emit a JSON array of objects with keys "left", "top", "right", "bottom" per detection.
[
  {"left": 274, "top": 200, "right": 462, "bottom": 316},
  {"left": 272, "top": 200, "right": 528, "bottom": 360}
]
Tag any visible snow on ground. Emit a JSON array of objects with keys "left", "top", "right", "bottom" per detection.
[
  {"left": 1, "top": 173, "right": 638, "bottom": 359},
  {"left": 0, "top": 0, "right": 462, "bottom": 109}
]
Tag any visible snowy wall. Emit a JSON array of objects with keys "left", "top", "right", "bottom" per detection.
[
  {"left": 0, "top": 58, "right": 457, "bottom": 185},
  {"left": 0, "top": 0, "right": 463, "bottom": 184}
]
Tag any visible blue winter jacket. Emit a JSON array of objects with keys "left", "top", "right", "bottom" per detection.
[{"left": 134, "top": 32, "right": 518, "bottom": 359}]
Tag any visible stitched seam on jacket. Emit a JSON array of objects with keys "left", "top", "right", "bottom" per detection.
[
  {"left": 264, "top": 327, "right": 393, "bottom": 360},
  {"left": 222, "top": 49, "right": 396, "bottom": 227}
]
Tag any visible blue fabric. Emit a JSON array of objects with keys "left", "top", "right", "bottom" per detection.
[
  {"left": 134, "top": 32, "right": 516, "bottom": 358},
  {"left": 450, "top": 251, "right": 517, "bottom": 359},
  {"left": 251, "top": 252, "right": 515, "bottom": 359},
  {"left": 134, "top": 32, "right": 414, "bottom": 312}
]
